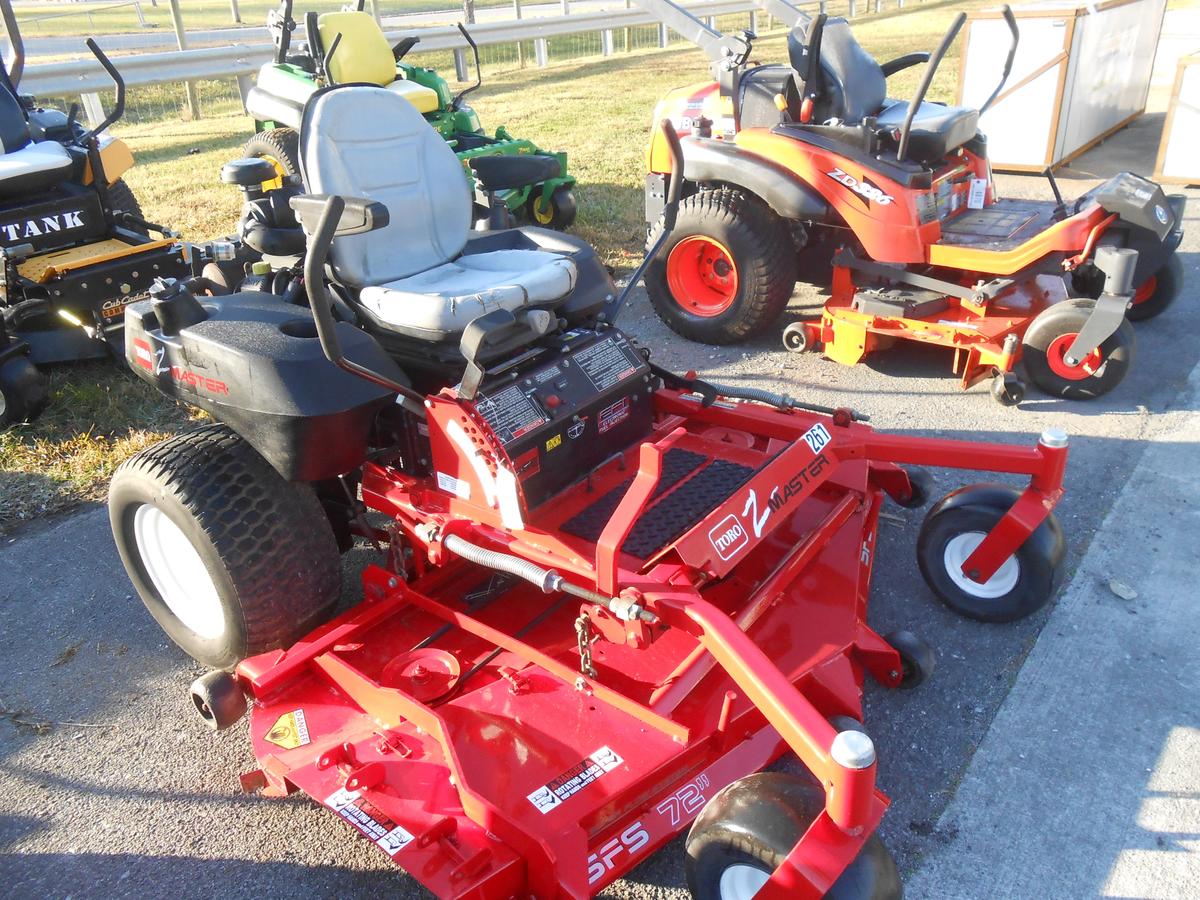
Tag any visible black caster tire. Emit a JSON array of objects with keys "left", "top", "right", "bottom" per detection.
[
  {"left": 526, "top": 186, "right": 577, "bottom": 230},
  {"left": 885, "top": 629, "right": 935, "bottom": 689},
  {"left": 782, "top": 321, "right": 812, "bottom": 353},
  {"left": 990, "top": 372, "right": 1024, "bottom": 406},
  {"left": 0, "top": 352, "right": 51, "bottom": 429},
  {"left": 686, "top": 773, "right": 902, "bottom": 900},
  {"left": 830, "top": 715, "right": 867, "bottom": 736},
  {"left": 646, "top": 188, "right": 796, "bottom": 345},
  {"left": 243, "top": 128, "right": 301, "bottom": 190},
  {"left": 190, "top": 670, "right": 247, "bottom": 730},
  {"left": 1127, "top": 253, "right": 1182, "bottom": 322},
  {"left": 109, "top": 423, "right": 341, "bottom": 670},
  {"left": 917, "top": 484, "right": 1065, "bottom": 623},
  {"left": 894, "top": 466, "right": 933, "bottom": 509},
  {"left": 1022, "top": 299, "right": 1135, "bottom": 400}
]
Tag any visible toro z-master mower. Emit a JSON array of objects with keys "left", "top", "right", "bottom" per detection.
[
  {"left": 242, "top": 0, "right": 578, "bottom": 229},
  {"left": 0, "top": 38, "right": 195, "bottom": 427},
  {"left": 641, "top": 2, "right": 1184, "bottom": 404},
  {"left": 109, "top": 85, "right": 1070, "bottom": 898}
]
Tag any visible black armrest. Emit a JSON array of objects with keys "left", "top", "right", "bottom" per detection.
[
  {"left": 289, "top": 194, "right": 389, "bottom": 235},
  {"left": 468, "top": 154, "right": 561, "bottom": 192},
  {"left": 393, "top": 36, "right": 419, "bottom": 60},
  {"left": 881, "top": 52, "right": 930, "bottom": 77}
]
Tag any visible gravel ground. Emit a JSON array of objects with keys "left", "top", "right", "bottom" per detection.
[{"left": 1, "top": 117, "right": 1196, "bottom": 898}]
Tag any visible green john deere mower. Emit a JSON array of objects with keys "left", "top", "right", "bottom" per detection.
[{"left": 243, "top": 0, "right": 577, "bottom": 229}]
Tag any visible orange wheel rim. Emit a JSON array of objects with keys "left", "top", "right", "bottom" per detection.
[
  {"left": 1132, "top": 275, "right": 1157, "bottom": 306},
  {"left": 665, "top": 235, "right": 739, "bottom": 317},
  {"left": 1046, "top": 332, "right": 1103, "bottom": 381}
]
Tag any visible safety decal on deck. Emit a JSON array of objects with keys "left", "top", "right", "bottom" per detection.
[
  {"left": 264, "top": 708, "right": 310, "bottom": 750},
  {"left": 325, "top": 788, "right": 415, "bottom": 857},
  {"left": 526, "top": 746, "right": 624, "bottom": 814},
  {"left": 436, "top": 470, "right": 471, "bottom": 500}
]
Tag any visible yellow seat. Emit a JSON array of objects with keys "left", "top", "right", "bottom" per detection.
[{"left": 317, "top": 11, "right": 440, "bottom": 115}]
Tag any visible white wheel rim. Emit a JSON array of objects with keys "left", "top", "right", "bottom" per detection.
[
  {"left": 133, "top": 504, "right": 226, "bottom": 640},
  {"left": 719, "top": 864, "right": 771, "bottom": 899},
  {"left": 943, "top": 531, "right": 1020, "bottom": 599}
]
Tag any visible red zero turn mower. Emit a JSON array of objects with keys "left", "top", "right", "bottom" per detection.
[
  {"left": 641, "top": 3, "right": 1185, "bottom": 404},
  {"left": 109, "top": 98, "right": 1069, "bottom": 897}
]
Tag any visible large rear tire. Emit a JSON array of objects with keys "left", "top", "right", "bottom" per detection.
[
  {"left": 646, "top": 188, "right": 796, "bottom": 344},
  {"left": 685, "top": 773, "right": 902, "bottom": 899},
  {"left": 106, "top": 178, "right": 147, "bottom": 235},
  {"left": 243, "top": 128, "right": 301, "bottom": 191},
  {"left": 108, "top": 423, "right": 341, "bottom": 670}
]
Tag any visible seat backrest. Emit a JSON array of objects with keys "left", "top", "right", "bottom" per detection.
[
  {"left": 0, "top": 82, "right": 31, "bottom": 155},
  {"left": 788, "top": 15, "right": 885, "bottom": 125},
  {"left": 300, "top": 85, "right": 471, "bottom": 286},
  {"left": 317, "top": 11, "right": 396, "bottom": 87}
]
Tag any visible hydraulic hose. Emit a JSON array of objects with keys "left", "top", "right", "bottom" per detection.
[
  {"left": 703, "top": 381, "right": 870, "bottom": 422},
  {"left": 443, "top": 534, "right": 658, "bottom": 624}
]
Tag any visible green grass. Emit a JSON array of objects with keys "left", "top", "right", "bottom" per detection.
[{"left": 0, "top": 0, "right": 998, "bottom": 532}]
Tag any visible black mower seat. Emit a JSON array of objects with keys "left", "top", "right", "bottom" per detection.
[
  {"left": 788, "top": 14, "right": 978, "bottom": 164},
  {"left": 0, "top": 85, "right": 73, "bottom": 197},
  {"left": 875, "top": 100, "right": 979, "bottom": 165}
]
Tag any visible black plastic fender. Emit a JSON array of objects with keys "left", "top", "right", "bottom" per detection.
[
  {"left": 924, "top": 483, "right": 1065, "bottom": 569},
  {"left": 680, "top": 136, "right": 831, "bottom": 223}
]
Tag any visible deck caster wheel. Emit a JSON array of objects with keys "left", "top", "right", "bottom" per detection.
[
  {"left": 885, "top": 630, "right": 935, "bottom": 689},
  {"left": 917, "top": 485, "right": 1065, "bottom": 623},
  {"left": 526, "top": 186, "right": 577, "bottom": 230},
  {"left": 1127, "top": 254, "right": 1181, "bottom": 321},
  {"left": 1022, "top": 299, "right": 1135, "bottom": 400},
  {"left": 190, "top": 670, "right": 247, "bottom": 731},
  {"left": 894, "top": 466, "right": 933, "bottom": 508},
  {"left": 685, "top": 773, "right": 902, "bottom": 900},
  {"left": 0, "top": 351, "right": 50, "bottom": 429},
  {"left": 990, "top": 372, "right": 1024, "bottom": 406},
  {"left": 830, "top": 714, "right": 867, "bottom": 736},
  {"left": 782, "top": 321, "right": 815, "bottom": 353},
  {"left": 109, "top": 424, "right": 341, "bottom": 670}
]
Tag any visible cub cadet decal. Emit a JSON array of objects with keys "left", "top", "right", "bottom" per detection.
[
  {"left": 527, "top": 745, "right": 624, "bottom": 814},
  {"left": 0, "top": 210, "right": 86, "bottom": 242},
  {"left": 325, "top": 787, "right": 414, "bottom": 857},
  {"left": 264, "top": 708, "right": 311, "bottom": 750},
  {"left": 827, "top": 167, "right": 894, "bottom": 206},
  {"left": 100, "top": 293, "right": 148, "bottom": 319},
  {"left": 587, "top": 821, "right": 650, "bottom": 885}
]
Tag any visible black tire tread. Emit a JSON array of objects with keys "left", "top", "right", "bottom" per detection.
[
  {"left": 114, "top": 423, "right": 339, "bottom": 659},
  {"left": 106, "top": 178, "right": 145, "bottom": 225},
  {"left": 244, "top": 127, "right": 301, "bottom": 177},
  {"left": 647, "top": 188, "right": 795, "bottom": 344}
]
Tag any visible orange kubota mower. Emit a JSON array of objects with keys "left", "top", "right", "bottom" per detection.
[{"left": 640, "top": 2, "right": 1184, "bottom": 404}]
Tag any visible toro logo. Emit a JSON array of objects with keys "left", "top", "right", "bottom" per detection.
[
  {"left": 708, "top": 514, "right": 748, "bottom": 561},
  {"left": 827, "top": 167, "right": 894, "bottom": 206},
  {"left": 131, "top": 337, "right": 229, "bottom": 396}
]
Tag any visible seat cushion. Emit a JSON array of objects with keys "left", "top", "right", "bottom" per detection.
[
  {"left": 359, "top": 249, "right": 577, "bottom": 341},
  {"left": 877, "top": 99, "right": 979, "bottom": 163},
  {"left": 385, "top": 79, "right": 441, "bottom": 115},
  {"left": 0, "top": 141, "right": 73, "bottom": 197}
]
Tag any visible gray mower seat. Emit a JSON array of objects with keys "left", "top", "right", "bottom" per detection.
[
  {"left": 0, "top": 85, "right": 73, "bottom": 197},
  {"left": 789, "top": 14, "right": 978, "bottom": 164},
  {"left": 299, "top": 85, "right": 576, "bottom": 342}
]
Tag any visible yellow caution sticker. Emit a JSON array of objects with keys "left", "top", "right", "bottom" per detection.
[
  {"left": 265, "top": 708, "right": 311, "bottom": 749},
  {"left": 546, "top": 433, "right": 563, "bottom": 451}
]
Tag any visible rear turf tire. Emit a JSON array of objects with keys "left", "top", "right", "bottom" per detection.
[
  {"left": 106, "top": 178, "right": 147, "bottom": 234},
  {"left": 244, "top": 128, "right": 301, "bottom": 188},
  {"left": 0, "top": 351, "right": 50, "bottom": 429},
  {"left": 108, "top": 423, "right": 341, "bottom": 670},
  {"left": 646, "top": 188, "right": 796, "bottom": 344},
  {"left": 1022, "top": 298, "right": 1135, "bottom": 400}
]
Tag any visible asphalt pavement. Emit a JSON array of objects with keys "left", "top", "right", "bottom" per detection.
[{"left": 0, "top": 121, "right": 1197, "bottom": 898}]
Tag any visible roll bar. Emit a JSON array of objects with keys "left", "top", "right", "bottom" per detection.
[
  {"left": 451, "top": 24, "right": 482, "bottom": 110},
  {"left": 270, "top": 0, "right": 295, "bottom": 64},
  {"left": 1, "top": 0, "right": 24, "bottom": 88},
  {"left": 78, "top": 39, "right": 126, "bottom": 144}
]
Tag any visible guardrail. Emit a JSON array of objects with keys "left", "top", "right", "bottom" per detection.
[{"left": 20, "top": 0, "right": 785, "bottom": 99}]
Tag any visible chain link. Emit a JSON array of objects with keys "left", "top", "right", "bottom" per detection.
[{"left": 574, "top": 613, "right": 597, "bottom": 680}]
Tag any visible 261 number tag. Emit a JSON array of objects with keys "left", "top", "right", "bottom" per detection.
[{"left": 802, "top": 423, "right": 832, "bottom": 454}]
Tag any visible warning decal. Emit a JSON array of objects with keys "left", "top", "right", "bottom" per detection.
[
  {"left": 526, "top": 745, "right": 624, "bottom": 814},
  {"left": 325, "top": 787, "right": 415, "bottom": 857},
  {"left": 264, "top": 708, "right": 311, "bottom": 750}
]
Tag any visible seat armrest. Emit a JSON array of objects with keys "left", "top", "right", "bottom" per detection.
[
  {"left": 289, "top": 193, "right": 390, "bottom": 236},
  {"left": 881, "top": 52, "right": 930, "bottom": 77},
  {"left": 468, "top": 154, "right": 561, "bottom": 192}
]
